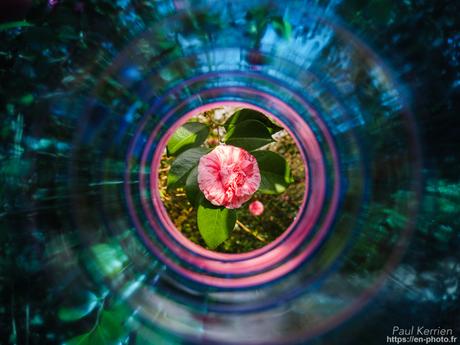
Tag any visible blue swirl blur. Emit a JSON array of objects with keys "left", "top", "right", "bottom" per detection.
[{"left": 49, "top": 1, "right": 421, "bottom": 344}]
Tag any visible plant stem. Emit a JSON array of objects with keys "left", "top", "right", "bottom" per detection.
[
  {"left": 90, "top": 298, "right": 105, "bottom": 334},
  {"left": 236, "top": 220, "right": 266, "bottom": 243}
]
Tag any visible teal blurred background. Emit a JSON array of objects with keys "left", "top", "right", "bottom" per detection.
[{"left": 0, "top": 1, "right": 459, "bottom": 344}]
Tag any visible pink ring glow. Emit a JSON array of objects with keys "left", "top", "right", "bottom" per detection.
[{"left": 125, "top": 85, "right": 340, "bottom": 288}]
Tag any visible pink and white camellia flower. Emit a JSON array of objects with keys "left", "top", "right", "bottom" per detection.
[
  {"left": 198, "top": 145, "right": 261, "bottom": 209},
  {"left": 249, "top": 200, "right": 264, "bottom": 216}
]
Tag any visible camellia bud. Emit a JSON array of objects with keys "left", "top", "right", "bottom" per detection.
[{"left": 249, "top": 200, "right": 264, "bottom": 216}]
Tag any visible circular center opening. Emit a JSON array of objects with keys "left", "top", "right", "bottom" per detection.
[{"left": 157, "top": 104, "right": 307, "bottom": 253}]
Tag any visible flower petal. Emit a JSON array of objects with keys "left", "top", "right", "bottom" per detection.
[{"left": 198, "top": 145, "right": 260, "bottom": 209}]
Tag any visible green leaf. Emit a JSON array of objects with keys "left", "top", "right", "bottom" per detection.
[
  {"left": 98, "top": 311, "right": 124, "bottom": 341},
  {"left": 271, "top": 17, "right": 292, "bottom": 40},
  {"left": 197, "top": 199, "right": 237, "bottom": 249},
  {"left": 91, "top": 244, "right": 128, "bottom": 277},
  {"left": 106, "top": 302, "right": 132, "bottom": 325},
  {"left": 167, "top": 122, "right": 209, "bottom": 156},
  {"left": 185, "top": 166, "right": 200, "bottom": 206},
  {"left": 63, "top": 330, "right": 110, "bottom": 345},
  {"left": 19, "top": 94, "right": 34, "bottom": 106},
  {"left": 59, "top": 25, "right": 80, "bottom": 41},
  {"left": 64, "top": 333, "right": 91, "bottom": 345},
  {"left": 63, "top": 327, "right": 113, "bottom": 345},
  {"left": 167, "top": 147, "right": 209, "bottom": 189},
  {"left": 225, "top": 120, "right": 273, "bottom": 151},
  {"left": 252, "top": 150, "right": 294, "bottom": 194},
  {"left": 224, "top": 109, "right": 283, "bottom": 134},
  {"left": 63, "top": 303, "right": 131, "bottom": 345},
  {"left": 0, "top": 21, "right": 33, "bottom": 32},
  {"left": 58, "top": 291, "right": 99, "bottom": 322}
]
